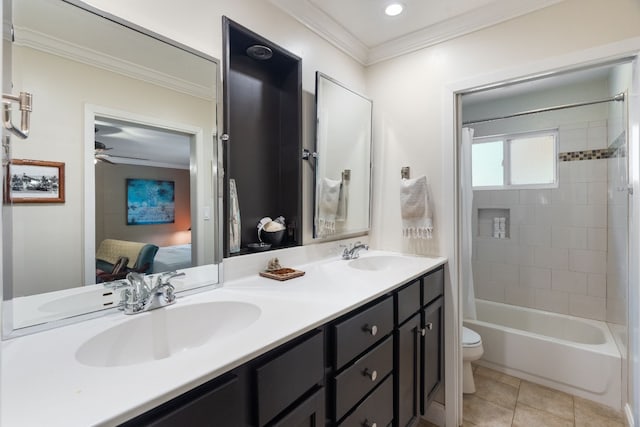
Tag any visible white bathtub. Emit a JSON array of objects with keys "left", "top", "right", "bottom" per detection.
[{"left": 464, "top": 299, "right": 621, "bottom": 409}]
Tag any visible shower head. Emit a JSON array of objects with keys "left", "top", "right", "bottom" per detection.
[{"left": 246, "top": 44, "right": 273, "bottom": 60}]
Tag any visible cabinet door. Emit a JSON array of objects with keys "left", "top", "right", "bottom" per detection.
[
  {"left": 421, "top": 296, "right": 444, "bottom": 413},
  {"left": 256, "top": 330, "right": 324, "bottom": 426},
  {"left": 120, "top": 373, "right": 244, "bottom": 427},
  {"left": 272, "top": 387, "right": 325, "bottom": 427},
  {"left": 395, "top": 312, "right": 421, "bottom": 427}
]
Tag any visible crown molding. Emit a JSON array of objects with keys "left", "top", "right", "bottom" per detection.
[
  {"left": 270, "top": 0, "right": 564, "bottom": 66},
  {"left": 368, "top": 0, "right": 564, "bottom": 65},
  {"left": 270, "top": 0, "right": 369, "bottom": 64},
  {"left": 14, "top": 26, "right": 213, "bottom": 100}
]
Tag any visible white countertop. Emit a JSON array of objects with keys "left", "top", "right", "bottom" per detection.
[{"left": 1, "top": 251, "right": 446, "bottom": 427}]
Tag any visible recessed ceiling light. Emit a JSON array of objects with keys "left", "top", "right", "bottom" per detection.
[{"left": 385, "top": 3, "right": 404, "bottom": 16}]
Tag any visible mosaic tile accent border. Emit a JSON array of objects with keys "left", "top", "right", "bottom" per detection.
[
  {"left": 559, "top": 131, "right": 627, "bottom": 162},
  {"left": 559, "top": 148, "right": 614, "bottom": 162}
]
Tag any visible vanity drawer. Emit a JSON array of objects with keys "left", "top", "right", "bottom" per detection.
[
  {"left": 395, "top": 278, "right": 421, "bottom": 325},
  {"left": 333, "top": 296, "right": 393, "bottom": 369},
  {"left": 338, "top": 375, "right": 393, "bottom": 427},
  {"left": 255, "top": 330, "right": 324, "bottom": 426},
  {"left": 334, "top": 335, "right": 393, "bottom": 420},
  {"left": 422, "top": 267, "right": 444, "bottom": 306}
]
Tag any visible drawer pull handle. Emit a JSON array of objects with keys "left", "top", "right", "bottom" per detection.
[
  {"left": 426, "top": 322, "right": 433, "bottom": 330},
  {"left": 363, "top": 368, "right": 378, "bottom": 381},
  {"left": 362, "top": 420, "right": 377, "bottom": 427},
  {"left": 363, "top": 324, "right": 378, "bottom": 336}
]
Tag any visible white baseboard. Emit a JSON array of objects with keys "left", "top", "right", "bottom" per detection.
[{"left": 423, "top": 401, "right": 446, "bottom": 426}]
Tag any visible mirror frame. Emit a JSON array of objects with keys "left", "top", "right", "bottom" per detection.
[
  {"left": 2, "top": 0, "right": 224, "bottom": 338},
  {"left": 313, "top": 71, "right": 373, "bottom": 241}
]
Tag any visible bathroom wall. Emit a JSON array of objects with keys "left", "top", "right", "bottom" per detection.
[
  {"left": 95, "top": 163, "right": 191, "bottom": 248},
  {"left": 365, "top": 3, "right": 640, "bottom": 422},
  {"left": 365, "top": 0, "right": 640, "bottom": 258},
  {"left": 11, "top": 45, "right": 213, "bottom": 296},
  {"left": 464, "top": 78, "right": 612, "bottom": 321},
  {"left": 83, "top": 0, "right": 369, "bottom": 245}
]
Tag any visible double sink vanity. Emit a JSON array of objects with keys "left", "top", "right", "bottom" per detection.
[
  {"left": 1, "top": 251, "right": 446, "bottom": 426},
  {"left": 2, "top": 1, "right": 446, "bottom": 426}
]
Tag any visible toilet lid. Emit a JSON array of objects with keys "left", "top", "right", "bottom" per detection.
[{"left": 462, "top": 327, "right": 481, "bottom": 346}]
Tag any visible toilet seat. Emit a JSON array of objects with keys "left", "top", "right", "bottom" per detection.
[{"left": 463, "top": 327, "right": 481, "bottom": 347}]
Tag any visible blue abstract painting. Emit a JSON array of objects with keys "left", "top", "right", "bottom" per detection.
[{"left": 127, "top": 179, "right": 175, "bottom": 225}]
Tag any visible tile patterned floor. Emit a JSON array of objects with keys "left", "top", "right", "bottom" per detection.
[{"left": 419, "top": 365, "right": 625, "bottom": 427}]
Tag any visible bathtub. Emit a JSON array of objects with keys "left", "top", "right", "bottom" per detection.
[{"left": 464, "top": 299, "right": 621, "bottom": 409}]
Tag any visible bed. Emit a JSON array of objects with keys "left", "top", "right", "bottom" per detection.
[{"left": 152, "top": 244, "right": 193, "bottom": 273}]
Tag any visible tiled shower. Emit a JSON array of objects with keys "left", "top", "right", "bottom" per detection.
[
  {"left": 465, "top": 62, "right": 631, "bottom": 328},
  {"left": 471, "top": 122, "right": 611, "bottom": 320}
]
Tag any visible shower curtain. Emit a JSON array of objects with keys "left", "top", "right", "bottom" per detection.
[{"left": 461, "top": 127, "right": 477, "bottom": 319}]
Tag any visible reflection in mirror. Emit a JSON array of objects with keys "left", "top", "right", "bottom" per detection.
[
  {"left": 94, "top": 117, "right": 194, "bottom": 282},
  {"left": 313, "top": 72, "right": 372, "bottom": 239},
  {"left": 3, "top": 0, "right": 221, "bottom": 335}
]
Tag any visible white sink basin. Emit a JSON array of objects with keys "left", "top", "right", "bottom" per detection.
[
  {"left": 348, "top": 255, "right": 413, "bottom": 271},
  {"left": 76, "top": 301, "right": 261, "bottom": 367}
]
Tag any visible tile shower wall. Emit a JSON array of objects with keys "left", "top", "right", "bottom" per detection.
[{"left": 472, "top": 120, "right": 609, "bottom": 321}]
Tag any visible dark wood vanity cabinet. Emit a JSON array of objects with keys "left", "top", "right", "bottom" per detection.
[
  {"left": 422, "top": 296, "right": 444, "bottom": 412},
  {"left": 395, "top": 266, "right": 445, "bottom": 427},
  {"left": 395, "top": 312, "right": 421, "bottom": 427},
  {"left": 121, "top": 266, "right": 445, "bottom": 427},
  {"left": 119, "top": 371, "right": 247, "bottom": 427},
  {"left": 329, "top": 296, "right": 395, "bottom": 426},
  {"left": 421, "top": 268, "right": 444, "bottom": 412},
  {"left": 254, "top": 330, "right": 325, "bottom": 426},
  {"left": 120, "top": 330, "right": 323, "bottom": 427}
]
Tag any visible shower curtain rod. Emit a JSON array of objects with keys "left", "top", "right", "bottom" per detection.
[{"left": 462, "top": 92, "right": 625, "bottom": 126}]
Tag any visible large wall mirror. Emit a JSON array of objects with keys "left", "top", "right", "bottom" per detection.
[
  {"left": 2, "top": 0, "right": 222, "bottom": 335},
  {"left": 313, "top": 72, "right": 372, "bottom": 239}
]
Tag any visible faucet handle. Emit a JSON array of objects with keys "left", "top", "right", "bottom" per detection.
[
  {"left": 163, "top": 283, "right": 176, "bottom": 304},
  {"left": 159, "top": 271, "right": 186, "bottom": 285}
]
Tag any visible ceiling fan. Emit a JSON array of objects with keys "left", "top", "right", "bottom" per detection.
[
  {"left": 94, "top": 140, "right": 115, "bottom": 164},
  {"left": 94, "top": 127, "right": 150, "bottom": 165}
]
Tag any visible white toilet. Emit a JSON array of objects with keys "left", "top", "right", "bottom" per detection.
[{"left": 462, "top": 326, "right": 484, "bottom": 394}]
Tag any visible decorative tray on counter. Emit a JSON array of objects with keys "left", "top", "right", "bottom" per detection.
[{"left": 259, "top": 268, "right": 305, "bottom": 281}]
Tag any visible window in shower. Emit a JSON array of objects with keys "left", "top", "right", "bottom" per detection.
[{"left": 472, "top": 129, "right": 558, "bottom": 189}]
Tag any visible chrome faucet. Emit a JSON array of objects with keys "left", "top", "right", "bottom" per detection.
[
  {"left": 120, "top": 271, "right": 185, "bottom": 314},
  {"left": 342, "top": 241, "right": 369, "bottom": 260}
]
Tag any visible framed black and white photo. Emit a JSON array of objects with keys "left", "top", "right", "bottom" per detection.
[{"left": 7, "top": 159, "right": 65, "bottom": 203}]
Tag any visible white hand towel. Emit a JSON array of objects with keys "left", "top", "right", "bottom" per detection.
[
  {"left": 400, "top": 175, "right": 433, "bottom": 239},
  {"left": 317, "top": 177, "right": 341, "bottom": 236}
]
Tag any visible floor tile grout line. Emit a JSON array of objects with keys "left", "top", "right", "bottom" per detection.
[{"left": 510, "top": 379, "right": 521, "bottom": 426}]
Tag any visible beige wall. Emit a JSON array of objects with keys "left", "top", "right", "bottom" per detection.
[
  {"left": 84, "top": 0, "right": 369, "bottom": 246},
  {"left": 366, "top": 0, "right": 640, "bottom": 256},
  {"left": 11, "top": 46, "right": 213, "bottom": 296},
  {"left": 10, "top": 0, "right": 367, "bottom": 296},
  {"left": 95, "top": 163, "right": 191, "bottom": 248},
  {"left": 365, "top": 0, "right": 640, "bottom": 421}
]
